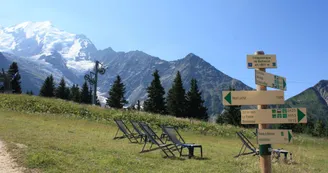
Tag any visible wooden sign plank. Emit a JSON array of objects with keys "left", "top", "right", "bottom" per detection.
[
  {"left": 222, "top": 91, "right": 284, "bottom": 106},
  {"left": 241, "top": 108, "right": 307, "bottom": 124},
  {"left": 255, "top": 70, "right": 287, "bottom": 91},
  {"left": 247, "top": 54, "right": 277, "bottom": 69},
  {"left": 257, "top": 129, "right": 293, "bottom": 144}
]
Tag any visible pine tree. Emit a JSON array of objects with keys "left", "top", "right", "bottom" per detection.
[
  {"left": 137, "top": 100, "right": 141, "bottom": 111},
  {"left": 8, "top": 62, "right": 22, "bottom": 94},
  {"left": 55, "top": 77, "right": 67, "bottom": 100},
  {"left": 39, "top": 75, "right": 55, "bottom": 97},
  {"left": 81, "top": 81, "right": 90, "bottom": 104},
  {"left": 144, "top": 70, "right": 167, "bottom": 114},
  {"left": 166, "top": 71, "right": 187, "bottom": 117},
  {"left": 186, "top": 78, "right": 208, "bottom": 120},
  {"left": 65, "top": 87, "right": 70, "bottom": 100},
  {"left": 89, "top": 87, "right": 93, "bottom": 104},
  {"left": 106, "top": 75, "right": 128, "bottom": 108},
  {"left": 26, "top": 90, "right": 33, "bottom": 95},
  {"left": 313, "top": 120, "right": 324, "bottom": 137},
  {"left": 95, "top": 96, "right": 101, "bottom": 106},
  {"left": 70, "top": 84, "right": 81, "bottom": 103}
]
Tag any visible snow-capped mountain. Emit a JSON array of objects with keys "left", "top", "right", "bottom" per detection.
[
  {"left": 0, "top": 21, "right": 97, "bottom": 73},
  {"left": 0, "top": 21, "right": 254, "bottom": 115}
]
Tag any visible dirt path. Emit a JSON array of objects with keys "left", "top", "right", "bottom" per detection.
[{"left": 0, "top": 140, "right": 25, "bottom": 173}]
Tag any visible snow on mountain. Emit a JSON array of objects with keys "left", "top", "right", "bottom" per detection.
[{"left": 0, "top": 21, "right": 97, "bottom": 73}]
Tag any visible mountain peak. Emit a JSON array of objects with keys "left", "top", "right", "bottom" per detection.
[
  {"left": 182, "top": 53, "right": 206, "bottom": 63},
  {"left": 9, "top": 21, "right": 53, "bottom": 32}
]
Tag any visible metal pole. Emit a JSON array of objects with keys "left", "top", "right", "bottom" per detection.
[
  {"left": 256, "top": 51, "right": 272, "bottom": 173},
  {"left": 93, "top": 61, "right": 99, "bottom": 105}
]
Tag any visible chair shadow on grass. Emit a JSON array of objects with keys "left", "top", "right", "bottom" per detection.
[{"left": 161, "top": 153, "right": 211, "bottom": 161}]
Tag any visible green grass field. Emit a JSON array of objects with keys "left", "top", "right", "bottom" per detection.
[{"left": 0, "top": 109, "right": 327, "bottom": 173}]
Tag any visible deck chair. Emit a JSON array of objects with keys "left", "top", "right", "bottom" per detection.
[
  {"left": 113, "top": 119, "right": 139, "bottom": 143},
  {"left": 235, "top": 131, "right": 259, "bottom": 158},
  {"left": 235, "top": 131, "right": 291, "bottom": 160},
  {"left": 130, "top": 120, "right": 146, "bottom": 142},
  {"left": 138, "top": 122, "right": 176, "bottom": 157},
  {"left": 162, "top": 126, "right": 203, "bottom": 159}
]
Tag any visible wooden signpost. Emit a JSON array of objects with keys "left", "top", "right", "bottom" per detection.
[{"left": 223, "top": 51, "right": 307, "bottom": 173}]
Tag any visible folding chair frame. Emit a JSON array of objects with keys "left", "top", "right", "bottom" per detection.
[
  {"left": 162, "top": 126, "right": 203, "bottom": 159},
  {"left": 130, "top": 120, "right": 147, "bottom": 142},
  {"left": 113, "top": 119, "right": 139, "bottom": 143},
  {"left": 139, "top": 122, "right": 176, "bottom": 158}
]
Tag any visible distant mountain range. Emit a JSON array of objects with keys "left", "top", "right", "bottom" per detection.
[
  {"left": 285, "top": 80, "right": 328, "bottom": 124},
  {"left": 0, "top": 21, "right": 253, "bottom": 115},
  {"left": 0, "top": 21, "right": 327, "bottom": 123}
]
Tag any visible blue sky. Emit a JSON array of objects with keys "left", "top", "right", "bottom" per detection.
[{"left": 1, "top": 0, "right": 328, "bottom": 99}]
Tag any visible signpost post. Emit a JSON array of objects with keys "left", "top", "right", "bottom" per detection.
[{"left": 252, "top": 51, "right": 272, "bottom": 173}]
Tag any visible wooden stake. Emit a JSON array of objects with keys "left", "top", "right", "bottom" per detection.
[{"left": 255, "top": 50, "right": 272, "bottom": 173}]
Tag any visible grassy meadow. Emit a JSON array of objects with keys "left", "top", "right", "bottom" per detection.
[{"left": 0, "top": 94, "right": 327, "bottom": 173}]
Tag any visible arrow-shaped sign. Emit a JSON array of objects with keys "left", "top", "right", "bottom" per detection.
[
  {"left": 224, "top": 92, "right": 232, "bottom": 104},
  {"left": 241, "top": 108, "right": 307, "bottom": 124},
  {"left": 288, "top": 130, "right": 292, "bottom": 143},
  {"left": 255, "top": 70, "right": 287, "bottom": 91},
  {"left": 222, "top": 90, "right": 284, "bottom": 106},
  {"left": 297, "top": 108, "right": 306, "bottom": 122},
  {"left": 257, "top": 129, "right": 293, "bottom": 144}
]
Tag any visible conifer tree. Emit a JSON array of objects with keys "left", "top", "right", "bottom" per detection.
[
  {"left": 166, "top": 71, "right": 187, "bottom": 117},
  {"left": 313, "top": 120, "right": 324, "bottom": 137},
  {"left": 70, "top": 84, "right": 81, "bottom": 103},
  {"left": 26, "top": 90, "right": 34, "bottom": 95},
  {"left": 106, "top": 75, "right": 128, "bottom": 108},
  {"left": 137, "top": 100, "right": 141, "bottom": 111},
  {"left": 81, "top": 81, "right": 90, "bottom": 104},
  {"left": 8, "top": 62, "right": 22, "bottom": 94},
  {"left": 65, "top": 87, "right": 70, "bottom": 100},
  {"left": 55, "top": 77, "right": 67, "bottom": 100},
  {"left": 89, "top": 87, "right": 93, "bottom": 104},
  {"left": 186, "top": 78, "right": 208, "bottom": 120},
  {"left": 39, "top": 75, "right": 55, "bottom": 97},
  {"left": 144, "top": 70, "right": 167, "bottom": 114},
  {"left": 95, "top": 96, "right": 101, "bottom": 106}
]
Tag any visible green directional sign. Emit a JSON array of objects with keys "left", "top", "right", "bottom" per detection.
[
  {"left": 255, "top": 70, "right": 286, "bottom": 91},
  {"left": 257, "top": 129, "right": 293, "bottom": 144},
  {"left": 222, "top": 90, "right": 284, "bottom": 106},
  {"left": 241, "top": 108, "right": 307, "bottom": 124}
]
